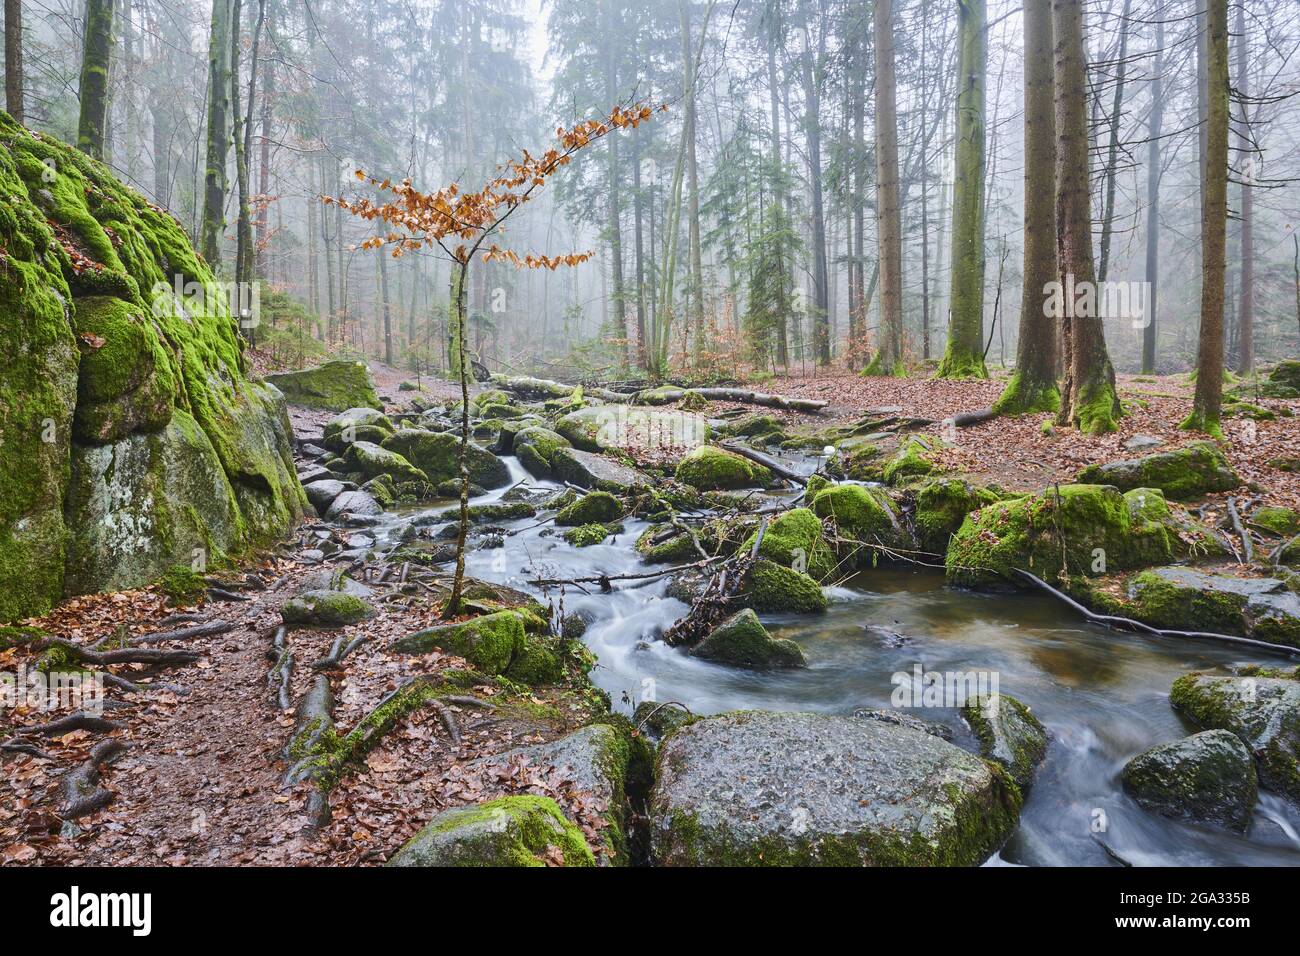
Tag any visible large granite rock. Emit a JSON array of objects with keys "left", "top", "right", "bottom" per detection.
[
  {"left": 380, "top": 428, "right": 509, "bottom": 488},
  {"left": 386, "top": 795, "right": 595, "bottom": 867},
  {"left": 265, "top": 359, "right": 381, "bottom": 411},
  {"left": 1116, "top": 567, "right": 1300, "bottom": 647},
  {"left": 1121, "top": 729, "right": 1257, "bottom": 832},
  {"left": 551, "top": 447, "right": 647, "bottom": 491},
  {"left": 649, "top": 711, "right": 1021, "bottom": 866},
  {"left": 1077, "top": 440, "right": 1239, "bottom": 500},
  {"left": 555, "top": 405, "right": 709, "bottom": 454}
]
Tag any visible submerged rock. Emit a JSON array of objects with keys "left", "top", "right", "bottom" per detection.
[
  {"left": 960, "top": 694, "right": 1048, "bottom": 790},
  {"left": 1121, "top": 729, "right": 1257, "bottom": 832},
  {"left": 1171, "top": 673, "right": 1300, "bottom": 801},
  {"left": 649, "top": 711, "right": 1021, "bottom": 866},
  {"left": 386, "top": 795, "right": 595, "bottom": 867},
  {"left": 266, "top": 360, "right": 382, "bottom": 412},
  {"left": 690, "top": 609, "right": 807, "bottom": 669},
  {"left": 1077, "top": 440, "right": 1239, "bottom": 500}
]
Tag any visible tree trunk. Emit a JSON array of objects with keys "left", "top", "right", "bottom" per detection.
[
  {"left": 1183, "top": 0, "right": 1228, "bottom": 436},
  {"left": 680, "top": 0, "right": 705, "bottom": 362},
  {"left": 1053, "top": 0, "right": 1121, "bottom": 433},
  {"left": 77, "top": 0, "right": 114, "bottom": 160},
  {"left": 800, "top": 0, "right": 830, "bottom": 366},
  {"left": 938, "top": 0, "right": 988, "bottom": 379},
  {"left": 1097, "top": 0, "right": 1133, "bottom": 284},
  {"left": 868, "top": 0, "right": 904, "bottom": 375},
  {"left": 1141, "top": 8, "right": 1164, "bottom": 375},
  {"left": 605, "top": 0, "right": 628, "bottom": 367},
  {"left": 379, "top": 226, "right": 393, "bottom": 365},
  {"left": 200, "top": 0, "right": 233, "bottom": 268},
  {"left": 994, "top": 0, "right": 1058, "bottom": 414},
  {"left": 765, "top": 22, "right": 789, "bottom": 367},
  {"left": 4, "top": 0, "right": 22, "bottom": 123},
  {"left": 1234, "top": 0, "right": 1253, "bottom": 374},
  {"left": 632, "top": 133, "right": 647, "bottom": 368}
]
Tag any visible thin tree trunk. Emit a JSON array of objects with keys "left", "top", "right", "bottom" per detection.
[
  {"left": 4, "top": 0, "right": 22, "bottom": 123},
  {"left": 800, "top": 0, "right": 830, "bottom": 366},
  {"left": 606, "top": 0, "right": 628, "bottom": 367},
  {"left": 1234, "top": 0, "right": 1253, "bottom": 374},
  {"left": 77, "top": 0, "right": 114, "bottom": 160},
  {"left": 765, "top": 20, "right": 789, "bottom": 366},
  {"left": 1054, "top": 0, "right": 1121, "bottom": 433},
  {"left": 200, "top": 0, "right": 233, "bottom": 268},
  {"left": 938, "top": 0, "right": 988, "bottom": 378},
  {"left": 1184, "top": 0, "right": 1228, "bottom": 435},
  {"left": 1097, "top": 0, "right": 1133, "bottom": 283},
  {"left": 1141, "top": 9, "right": 1164, "bottom": 375},
  {"left": 680, "top": 0, "right": 705, "bottom": 361},
  {"left": 995, "top": 0, "right": 1059, "bottom": 413},
  {"left": 869, "top": 0, "right": 904, "bottom": 375}
]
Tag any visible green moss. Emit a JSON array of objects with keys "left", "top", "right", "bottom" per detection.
[
  {"left": 391, "top": 610, "right": 525, "bottom": 674},
  {"left": 281, "top": 590, "right": 374, "bottom": 627},
  {"left": 740, "top": 507, "right": 835, "bottom": 581},
  {"left": 1078, "top": 440, "right": 1238, "bottom": 500},
  {"left": 913, "top": 479, "right": 1001, "bottom": 554},
  {"left": 690, "top": 608, "right": 807, "bottom": 669},
  {"left": 675, "top": 445, "right": 771, "bottom": 490},
  {"left": 504, "top": 633, "right": 567, "bottom": 684},
  {"left": 387, "top": 795, "right": 595, "bottom": 867},
  {"left": 810, "top": 484, "right": 896, "bottom": 542},
  {"left": 381, "top": 429, "right": 510, "bottom": 488},
  {"left": 555, "top": 490, "right": 621, "bottom": 526},
  {"left": 264, "top": 359, "right": 381, "bottom": 411},
  {"left": 159, "top": 564, "right": 206, "bottom": 605},
  {"left": 882, "top": 435, "right": 937, "bottom": 485},
  {"left": 992, "top": 371, "right": 1060, "bottom": 416},
  {"left": 1253, "top": 506, "right": 1300, "bottom": 538},
  {"left": 512, "top": 426, "right": 570, "bottom": 478},
  {"left": 738, "top": 560, "right": 828, "bottom": 614},
  {"left": 341, "top": 441, "right": 427, "bottom": 484},
  {"left": 563, "top": 523, "right": 614, "bottom": 547}
]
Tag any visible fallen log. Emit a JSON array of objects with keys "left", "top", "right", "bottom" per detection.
[
  {"left": 719, "top": 441, "right": 808, "bottom": 486},
  {"left": 636, "top": 386, "right": 828, "bottom": 413},
  {"left": 1014, "top": 569, "right": 1300, "bottom": 657}
]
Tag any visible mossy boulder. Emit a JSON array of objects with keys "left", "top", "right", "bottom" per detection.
[
  {"left": 281, "top": 589, "right": 375, "bottom": 627},
  {"left": 503, "top": 632, "right": 568, "bottom": 685},
  {"left": 381, "top": 428, "right": 510, "bottom": 489},
  {"left": 551, "top": 447, "right": 646, "bottom": 491},
  {"left": 555, "top": 405, "right": 709, "bottom": 454},
  {"left": 0, "top": 114, "right": 306, "bottom": 620},
  {"left": 913, "top": 479, "right": 1002, "bottom": 554},
  {"left": 1121, "top": 729, "right": 1257, "bottom": 832},
  {"left": 159, "top": 564, "right": 207, "bottom": 605},
  {"left": 469, "top": 723, "right": 643, "bottom": 864},
  {"left": 690, "top": 608, "right": 807, "bottom": 669},
  {"left": 391, "top": 609, "right": 525, "bottom": 674},
  {"left": 675, "top": 445, "right": 771, "bottom": 490},
  {"left": 649, "top": 711, "right": 1022, "bottom": 866},
  {"left": 740, "top": 508, "right": 835, "bottom": 581},
  {"left": 1077, "top": 440, "right": 1240, "bottom": 500},
  {"left": 810, "top": 483, "right": 900, "bottom": 548},
  {"left": 724, "top": 413, "right": 786, "bottom": 442},
  {"left": 265, "top": 359, "right": 381, "bottom": 411},
  {"left": 340, "top": 441, "right": 427, "bottom": 485},
  {"left": 1262, "top": 359, "right": 1300, "bottom": 396},
  {"left": 961, "top": 694, "right": 1047, "bottom": 790},
  {"left": 736, "top": 560, "right": 828, "bottom": 614},
  {"left": 1252, "top": 506, "right": 1300, "bottom": 538},
  {"left": 512, "top": 426, "right": 571, "bottom": 479},
  {"left": 946, "top": 485, "right": 1192, "bottom": 589},
  {"left": 555, "top": 490, "right": 622, "bottom": 526},
  {"left": 386, "top": 795, "right": 595, "bottom": 867},
  {"left": 882, "top": 434, "right": 937, "bottom": 485},
  {"left": 1171, "top": 673, "right": 1300, "bottom": 801},
  {"left": 1113, "top": 567, "right": 1300, "bottom": 646},
  {"left": 562, "top": 523, "right": 615, "bottom": 547},
  {"left": 322, "top": 407, "right": 394, "bottom": 453}
]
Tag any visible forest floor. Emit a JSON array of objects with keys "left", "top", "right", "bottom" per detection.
[{"left": 2, "top": 361, "right": 1296, "bottom": 867}]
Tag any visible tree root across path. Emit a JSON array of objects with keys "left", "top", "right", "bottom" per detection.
[{"left": 60, "top": 740, "right": 128, "bottom": 820}]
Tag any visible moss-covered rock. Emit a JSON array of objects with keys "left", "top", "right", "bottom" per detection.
[
  {"left": 913, "top": 479, "right": 1001, "bottom": 554},
  {"left": 740, "top": 507, "right": 835, "bottom": 580},
  {"left": 381, "top": 428, "right": 510, "bottom": 489},
  {"left": 1112, "top": 567, "right": 1300, "bottom": 647},
  {"left": 1077, "top": 440, "right": 1240, "bottom": 500},
  {"left": 503, "top": 632, "right": 567, "bottom": 685},
  {"left": 322, "top": 407, "right": 394, "bottom": 453},
  {"left": 690, "top": 608, "right": 807, "bottom": 669},
  {"left": 562, "top": 523, "right": 614, "bottom": 547},
  {"left": 386, "top": 794, "right": 595, "bottom": 867},
  {"left": 1253, "top": 506, "right": 1300, "bottom": 538},
  {"left": 555, "top": 490, "right": 622, "bottom": 526},
  {"left": 391, "top": 609, "right": 525, "bottom": 674},
  {"left": 159, "top": 564, "right": 207, "bottom": 605},
  {"left": 1171, "top": 673, "right": 1300, "bottom": 802},
  {"left": 555, "top": 405, "right": 709, "bottom": 454},
  {"left": 946, "top": 484, "right": 1195, "bottom": 588},
  {"left": 737, "top": 560, "right": 828, "bottom": 614},
  {"left": 810, "top": 483, "right": 900, "bottom": 547},
  {"left": 281, "top": 589, "right": 375, "bottom": 627},
  {"left": 675, "top": 445, "right": 771, "bottom": 490},
  {"left": 0, "top": 114, "right": 306, "bottom": 620},
  {"left": 723, "top": 413, "right": 786, "bottom": 442},
  {"left": 265, "top": 359, "right": 381, "bottom": 411},
  {"left": 1121, "top": 729, "right": 1257, "bottom": 832},
  {"left": 882, "top": 434, "right": 937, "bottom": 485},
  {"left": 961, "top": 694, "right": 1047, "bottom": 790},
  {"left": 512, "top": 426, "right": 570, "bottom": 479},
  {"left": 551, "top": 447, "right": 647, "bottom": 491},
  {"left": 649, "top": 711, "right": 1021, "bottom": 866},
  {"left": 340, "top": 440, "right": 427, "bottom": 485}
]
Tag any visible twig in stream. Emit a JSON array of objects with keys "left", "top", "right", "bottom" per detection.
[
  {"left": 1013, "top": 568, "right": 1300, "bottom": 657},
  {"left": 527, "top": 555, "right": 725, "bottom": 588}
]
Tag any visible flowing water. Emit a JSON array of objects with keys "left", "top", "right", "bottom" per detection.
[{"left": 377, "top": 454, "right": 1300, "bottom": 867}]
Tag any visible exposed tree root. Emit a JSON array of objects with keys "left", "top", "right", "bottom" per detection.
[
  {"left": 21, "top": 711, "right": 123, "bottom": 737},
  {"left": 40, "top": 639, "right": 199, "bottom": 667},
  {"left": 206, "top": 587, "right": 251, "bottom": 602},
  {"left": 284, "top": 675, "right": 335, "bottom": 829},
  {"left": 311, "top": 634, "right": 370, "bottom": 671},
  {"left": 1, "top": 740, "right": 53, "bottom": 760},
  {"left": 100, "top": 673, "right": 189, "bottom": 697},
  {"left": 1226, "top": 497, "right": 1255, "bottom": 564},
  {"left": 60, "top": 739, "right": 128, "bottom": 820},
  {"left": 133, "top": 620, "right": 234, "bottom": 646}
]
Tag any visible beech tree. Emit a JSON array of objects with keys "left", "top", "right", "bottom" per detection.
[
  {"left": 866, "top": 0, "right": 904, "bottom": 376},
  {"left": 201, "top": 0, "right": 234, "bottom": 267},
  {"left": 4, "top": 0, "right": 21, "bottom": 123},
  {"left": 76, "top": 0, "right": 114, "bottom": 159}
]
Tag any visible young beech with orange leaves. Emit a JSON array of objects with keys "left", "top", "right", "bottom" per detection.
[{"left": 324, "top": 102, "right": 660, "bottom": 613}]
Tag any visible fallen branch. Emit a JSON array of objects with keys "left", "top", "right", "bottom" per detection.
[
  {"left": 133, "top": 620, "right": 234, "bottom": 646},
  {"left": 944, "top": 407, "right": 996, "bottom": 429},
  {"left": 1226, "top": 497, "right": 1255, "bottom": 565},
  {"left": 719, "top": 441, "right": 808, "bottom": 486},
  {"left": 1014, "top": 569, "right": 1300, "bottom": 657},
  {"left": 528, "top": 555, "right": 724, "bottom": 588},
  {"left": 283, "top": 674, "right": 335, "bottom": 829},
  {"left": 60, "top": 739, "right": 128, "bottom": 820},
  {"left": 637, "top": 386, "right": 828, "bottom": 413}
]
